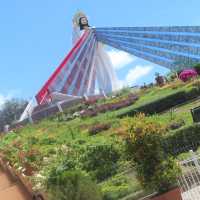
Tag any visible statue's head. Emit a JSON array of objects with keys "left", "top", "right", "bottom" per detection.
[
  {"left": 79, "top": 16, "right": 89, "bottom": 30},
  {"left": 73, "top": 11, "right": 90, "bottom": 30}
]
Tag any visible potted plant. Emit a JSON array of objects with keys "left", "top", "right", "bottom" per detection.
[{"left": 125, "top": 114, "right": 182, "bottom": 200}]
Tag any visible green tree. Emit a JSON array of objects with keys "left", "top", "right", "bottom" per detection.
[
  {"left": 82, "top": 145, "right": 120, "bottom": 182},
  {"left": 0, "top": 98, "right": 27, "bottom": 131},
  {"left": 125, "top": 114, "right": 181, "bottom": 193}
]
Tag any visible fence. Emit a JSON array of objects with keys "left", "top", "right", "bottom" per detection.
[{"left": 178, "top": 150, "right": 200, "bottom": 200}]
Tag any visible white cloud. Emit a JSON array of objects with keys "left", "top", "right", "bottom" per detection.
[
  {"left": 107, "top": 50, "right": 136, "bottom": 70},
  {"left": 116, "top": 80, "right": 125, "bottom": 90},
  {"left": 124, "top": 65, "right": 154, "bottom": 86},
  {"left": 126, "top": 65, "right": 153, "bottom": 85}
]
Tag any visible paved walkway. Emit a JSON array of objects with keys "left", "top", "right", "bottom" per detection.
[{"left": 0, "top": 166, "right": 32, "bottom": 200}]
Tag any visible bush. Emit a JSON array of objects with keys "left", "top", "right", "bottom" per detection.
[
  {"left": 193, "top": 63, "right": 200, "bottom": 75},
  {"left": 46, "top": 170, "right": 102, "bottom": 200},
  {"left": 101, "top": 175, "right": 132, "bottom": 200},
  {"left": 82, "top": 145, "right": 120, "bottom": 182},
  {"left": 167, "top": 119, "right": 185, "bottom": 130},
  {"left": 192, "top": 79, "right": 200, "bottom": 91},
  {"left": 125, "top": 114, "right": 180, "bottom": 193},
  {"left": 155, "top": 73, "right": 165, "bottom": 86},
  {"left": 39, "top": 136, "right": 56, "bottom": 145},
  {"left": 18, "top": 148, "right": 42, "bottom": 176},
  {"left": 164, "top": 123, "right": 200, "bottom": 155},
  {"left": 179, "top": 69, "right": 198, "bottom": 82},
  {"left": 166, "top": 72, "right": 177, "bottom": 82},
  {"left": 152, "top": 158, "right": 181, "bottom": 194},
  {"left": 119, "top": 88, "right": 200, "bottom": 118},
  {"left": 81, "top": 94, "right": 138, "bottom": 117},
  {"left": 88, "top": 123, "right": 111, "bottom": 135},
  {"left": 101, "top": 174, "right": 141, "bottom": 200}
]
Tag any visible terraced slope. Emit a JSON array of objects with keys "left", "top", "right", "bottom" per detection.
[{"left": 1, "top": 79, "right": 200, "bottom": 200}]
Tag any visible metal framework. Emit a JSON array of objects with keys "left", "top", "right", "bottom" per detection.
[{"left": 35, "top": 26, "right": 200, "bottom": 105}]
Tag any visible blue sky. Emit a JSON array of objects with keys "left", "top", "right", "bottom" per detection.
[{"left": 1, "top": 0, "right": 200, "bottom": 104}]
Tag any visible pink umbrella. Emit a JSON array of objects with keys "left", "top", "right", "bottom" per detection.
[{"left": 179, "top": 69, "right": 198, "bottom": 82}]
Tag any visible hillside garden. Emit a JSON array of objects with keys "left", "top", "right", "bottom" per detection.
[{"left": 1, "top": 73, "right": 200, "bottom": 199}]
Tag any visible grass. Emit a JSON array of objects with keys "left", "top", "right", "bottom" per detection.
[
  {"left": 145, "top": 98, "right": 199, "bottom": 126},
  {"left": 159, "top": 98, "right": 200, "bottom": 125},
  {"left": 67, "top": 80, "right": 199, "bottom": 130}
]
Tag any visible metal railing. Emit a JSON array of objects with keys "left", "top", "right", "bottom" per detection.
[{"left": 178, "top": 150, "right": 200, "bottom": 200}]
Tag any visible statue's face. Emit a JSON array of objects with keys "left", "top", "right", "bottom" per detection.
[{"left": 80, "top": 17, "right": 88, "bottom": 26}]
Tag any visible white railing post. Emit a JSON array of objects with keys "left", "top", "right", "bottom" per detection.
[
  {"left": 179, "top": 150, "right": 200, "bottom": 200},
  {"left": 28, "top": 111, "right": 33, "bottom": 124},
  {"left": 19, "top": 98, "right": 36, "bottom": 122},
  {"left": 190, "top": 150, "right": 200, "bottom": 173},
  {"left": 56, "top": 102, "right": 63, "bottom": 113}
]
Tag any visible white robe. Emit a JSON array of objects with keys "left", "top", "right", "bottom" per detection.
[{"left": 72, "top": 26, "right": 119, "bottom": 95}]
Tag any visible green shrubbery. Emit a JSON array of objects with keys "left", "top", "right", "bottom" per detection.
[
  {"left": 88, "top": 123, "right": 111, "bottom": 135},
  {"left": 125, "top": 114, "right": 180, "bottom": 193},
  {"left": 194, "top": 63, "right": 200, "bottom": 75},
  {"left": 82, "top": 145, "right": 121, "bottom": 182},
  {"left": 164, "top": 123, "right": 200, "bottom": 155},
  {"left": 101, "top": 174, "right": 140, "bottom": 200},
  {"left": 46, "top": 170, "right": 102, "bottom": 200},
  {"left": 151, "top": 158, "right": 181, "bottom": 193},
  {"left": 119, "top": 87, "right": 200, "bottom": 118},
  {"left": 167, "top": 119, "right": 185, "bottom": 130}
]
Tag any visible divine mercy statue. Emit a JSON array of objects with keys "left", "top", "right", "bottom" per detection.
[
  {"left": 72, "top": 12, "right": 119, "bottom": 96},
  {"left": 35, "top": 11, "right": 200, "bottom": 105}
]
